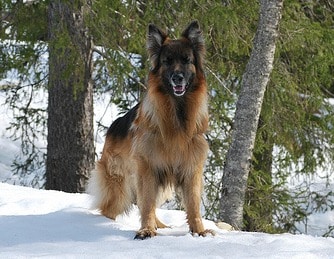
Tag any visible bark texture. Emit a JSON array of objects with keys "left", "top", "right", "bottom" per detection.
[
  {"left": 46, "top": 0, "right": 94, "bottom": 192},
  {"left": 219, "top": 0, "right": 283, "bottom": 229}
]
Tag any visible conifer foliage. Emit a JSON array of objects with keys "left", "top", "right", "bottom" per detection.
[{"left": 1, "top": 0, "right": 333, "bottom": 236}]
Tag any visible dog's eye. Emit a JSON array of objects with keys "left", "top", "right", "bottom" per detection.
[
  {"left": 162, "top": 57, "right": 172, "bottom": 65},
  {"left": 183, "top": 56, "right": 192, "bottom": 64}
]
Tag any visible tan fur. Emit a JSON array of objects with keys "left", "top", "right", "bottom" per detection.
[{"left": 88, "top": 21, "right": 213, "bottom": 239}]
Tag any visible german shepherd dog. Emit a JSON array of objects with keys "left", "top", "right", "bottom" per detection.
[{"left": 88, "top": 21, "right": 213, "bottom": 239}]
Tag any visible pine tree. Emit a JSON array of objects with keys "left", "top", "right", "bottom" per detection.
[
  {"left": 244, "top": 0, "right": 334, "bottom": 234},
  {"left": 1, "top": 1, "right": 333, "bottom": 235},
  {"left": 45, "top": 0, "right": 95, "bottom": 192},
  {"left": 0, "top": 0, "right": 48, "bottom": 187},
  {"left": 219, "top": 0, "right": 283, "bottom": 229}
]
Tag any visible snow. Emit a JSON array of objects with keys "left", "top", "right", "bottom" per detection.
[
  {"left": 1, "top": 81, "right": 334, "bottom": 257},
  {"left": 0, "top": 183, "right": 334, "bottom": 258},
  {"left": 0, "top": 98, "right": 20, "bottom": 183}
]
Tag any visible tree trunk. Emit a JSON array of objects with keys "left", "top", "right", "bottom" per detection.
[
  {"left": 45, "top": 0, "right": 94, "bottom": 192},
  {"left": 219, "top": 0, "right": 283, "bottom": 229}
]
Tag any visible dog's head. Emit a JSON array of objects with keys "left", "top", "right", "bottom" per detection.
[{"left": 147, "top": 21, "right": 205, "bottom": 97}]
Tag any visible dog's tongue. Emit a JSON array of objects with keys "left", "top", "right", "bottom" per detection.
[{"left": 173, "top": 85, "right": 186, "bottom": 96}]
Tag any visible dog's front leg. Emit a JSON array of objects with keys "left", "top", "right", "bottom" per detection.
[
  {"left": 135, "top": 161, "right": 158, "bottom": 240},
  {"left": 182, "top": 166, "right": 215, "bottom": 237}
]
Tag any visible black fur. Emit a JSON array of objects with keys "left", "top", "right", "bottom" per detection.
[
  {"left": 107, "top": 104, "right": 139, "bottom": 139},
  {"left": 176, "top": 99, "right": 187, "bottom": 129},
  {"left": 155, "top": 167, "right": 172, "bottom": 187}
]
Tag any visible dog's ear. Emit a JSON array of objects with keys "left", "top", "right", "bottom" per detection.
[
  {"left": 182, "top": 21, "right": 205, "bottom": 63},
  {"left": 147, "top": 24, "right": 167, "bottom": 68}
]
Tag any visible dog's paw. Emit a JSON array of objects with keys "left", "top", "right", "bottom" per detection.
[
  {"left": 134, "top": 228, "right": 157, "bottom": 240},
  {"left": 194, "top": 229, "right": 216, "bottom": 237}
]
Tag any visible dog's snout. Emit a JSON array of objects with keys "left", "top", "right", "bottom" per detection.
[{"left": 171, "top": 72, "right": 184, "bottom": 85}]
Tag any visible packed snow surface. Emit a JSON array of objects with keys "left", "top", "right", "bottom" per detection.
[{"left": 0, "top": 183, "right": 333, "bottom": 258}]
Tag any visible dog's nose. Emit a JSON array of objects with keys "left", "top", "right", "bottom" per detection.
[{"left": 171, "top": 72, "right": 184, "bottom": 85}]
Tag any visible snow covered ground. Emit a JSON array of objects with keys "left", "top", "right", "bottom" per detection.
[
  {"left": 1, "top": 90, "right": 334, "bottom": 258},
  {"left": 1, "top": 182, "right": 334, "bottom": 258}
]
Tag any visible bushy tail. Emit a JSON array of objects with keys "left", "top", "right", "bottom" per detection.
[{"left": 87, "top": 159, "right": 134, "bottom": 219}]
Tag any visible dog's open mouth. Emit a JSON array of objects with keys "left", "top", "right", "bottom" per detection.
[{"left": 173, "top": 85, "right": 186, "bottom": 96}]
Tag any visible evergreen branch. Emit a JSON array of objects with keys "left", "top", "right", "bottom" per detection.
[{"left": 206, "top": 65, "right": 232, "bottom": 95}]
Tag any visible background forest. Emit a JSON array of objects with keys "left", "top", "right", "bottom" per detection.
[{"left": 1, "top": 0, "right": 333, "bottom": 237}]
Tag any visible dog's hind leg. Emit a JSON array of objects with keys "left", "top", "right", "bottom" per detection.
[
  {"left": 155, "top": 215, "right": 169, "bottom": 229},
  {"left": 88, "top": 155, "right": 134, "bottom": 220},
  {"left": 154, "top": 186, "right": 173, "bottom": 229}
]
